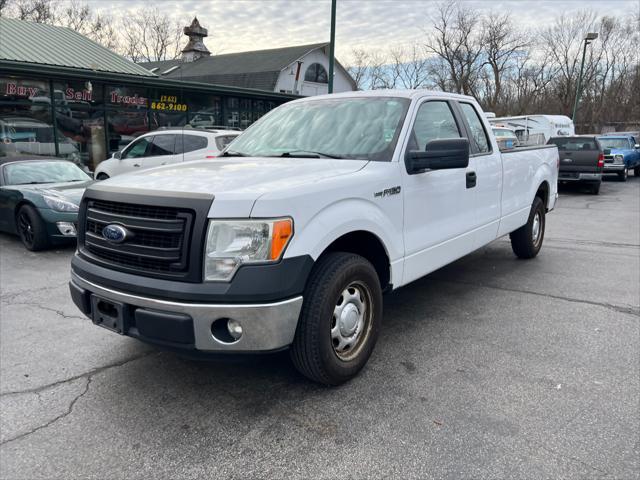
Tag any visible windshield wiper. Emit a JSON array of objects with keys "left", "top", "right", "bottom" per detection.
[
  {"left": 280, "top": 150, "right": 343, "bottom": 159},
  {"left": 221, "top": 150, "right": 247, "bottom": 157}
]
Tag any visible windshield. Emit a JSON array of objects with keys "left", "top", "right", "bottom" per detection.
[
  {"left": 493, "top": 129, "right": 515, "bottom": 137},
  {"left": 228, "top": 97, "right": 411, "bottom": 161},
  {"left": 597, "top": 138, "right": 630, "bottom": 150},
  {"left": 3, "top": 161, "right": 90, "bottom": 185}
]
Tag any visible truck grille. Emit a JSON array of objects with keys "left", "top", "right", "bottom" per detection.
[{"left": 82, "top": 199, "right": 194, "bottom": 276}]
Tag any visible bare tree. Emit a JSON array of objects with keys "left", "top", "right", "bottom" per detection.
[
  {"left": 119, "top": 7, "right": 185, "bottom": 63},
  {"left": 423, "top": 0, "right": 484, "bottom": 95},
  {"left": 8, "top": 0, "right": 56, "bottom": 22},
  {"left": 59, "top": 0, "right": 117, "bottom": 50},
  {"left": 388, "top": 44, "right": 430, "bottom": 89},
  {"left": 346, "top": 48, "right": 372, "bottom": 90},
  {"left": 480, "top": 11, "right": 530, "bottom": 110}
]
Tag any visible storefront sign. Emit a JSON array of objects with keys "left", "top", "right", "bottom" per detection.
[
  {"left": 109, "top": 91, "right": 147, "bottom": 106},
  {"left": 5, "top": 82, "right": 39, "bottom": 98},
  {"left": 151, "top": 94, "right": 187, "bottom": 112},
  {"left": 65, "top": 87, "right": 92, "bottom": 101}
]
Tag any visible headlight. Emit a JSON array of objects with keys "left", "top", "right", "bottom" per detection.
[
  {"left": 204, "top": 218, "right": 293, "bottom": 281},
  {"left": 614, "top": 154, "right": 624, "bottom": 164},
  {"left": 43, "top": 194, "right": 79, "bottom": 212}
]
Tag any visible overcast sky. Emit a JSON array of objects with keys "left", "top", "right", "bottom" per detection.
[{"left": 87, "top": 0, "right": 638, "bottom": 61}]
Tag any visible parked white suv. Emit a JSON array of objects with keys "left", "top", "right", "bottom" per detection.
[{"left": 94, "top": 128, "right": 240, "bottom": 180}]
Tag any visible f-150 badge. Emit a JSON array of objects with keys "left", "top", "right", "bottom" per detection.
[{"left": 374, "top": 186, "right": 401, "bottom": 198}]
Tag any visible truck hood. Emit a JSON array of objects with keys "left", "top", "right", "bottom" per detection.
[{"left": 88, "top": 158, "right": 369, "bottom": 217}]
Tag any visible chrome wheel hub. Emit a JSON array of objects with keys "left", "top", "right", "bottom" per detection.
[
  {"left": 331, "top": 282, "right": 370, "bottom": 359},
  {"left": 532, "top": 212, "right": 541, "bottom": 244}
]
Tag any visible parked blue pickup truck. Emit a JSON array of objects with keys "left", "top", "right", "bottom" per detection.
[{"left": 596, "top": 135, "right": 640, "bottom": 181}]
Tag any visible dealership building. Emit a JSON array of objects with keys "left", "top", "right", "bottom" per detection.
[{"left": 0, "top": 17, "right": 354, "bottom": 171}]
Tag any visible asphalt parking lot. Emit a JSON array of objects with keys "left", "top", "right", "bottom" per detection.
[{"left": 1, "top": 175, "right": 638, "bottom": 479}]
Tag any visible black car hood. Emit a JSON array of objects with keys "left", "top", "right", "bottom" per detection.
[{"left": 17, "top": 180, "right": 93, "bottom": 204}]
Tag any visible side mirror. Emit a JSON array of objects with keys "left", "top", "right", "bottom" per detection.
[
  {"left": 406, "top": 138, "right": 470, "bottom": 174},
  {"left": 113, "top": 151, "right": 122, "bottom": 159}
]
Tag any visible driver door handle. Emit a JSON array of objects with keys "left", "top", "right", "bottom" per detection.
[
  {"left": 466, "top": 171, "right": 477, "bottom": 189},
  {"left": 133, "top": 163, "right": 141, "bottom": 167}
]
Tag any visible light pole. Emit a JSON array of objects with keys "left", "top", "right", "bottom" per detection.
[
  {"left": 328, "top": 0, "right": 337, "bottom": 93},
  {"left": 571, "top": 32, "right": 598, "bottom": 123}
]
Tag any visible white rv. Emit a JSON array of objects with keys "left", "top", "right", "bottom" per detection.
[{"left": 488, "top": 115, "right": 574, "bottom": 146}]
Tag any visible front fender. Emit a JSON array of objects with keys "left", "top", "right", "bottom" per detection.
[{"left": 284, "top": 198, "right": 404, "bottom": 287}]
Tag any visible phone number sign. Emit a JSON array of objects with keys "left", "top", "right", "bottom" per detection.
[{"left": 151, "top": 95, "right": 187, "bottom": 112}]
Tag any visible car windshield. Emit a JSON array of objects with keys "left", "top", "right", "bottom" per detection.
[
  {"left": 227, "top": 97, "right": 411, "bottom": 161},
  {"left": 3, "top": 161, "right": 90, "bottom": 185},
  {"left": 493, "top": 129, "right": 515, "bottom": 137},
  {"left": 597, "top": 138, "right": 630, "bottom": 150}
]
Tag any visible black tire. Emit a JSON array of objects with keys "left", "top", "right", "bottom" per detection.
[
  {"left": 590, "top": 182, "right": 601, "bottom": 195},
  {"left": 16, "top": 205, "right": 49, "bottom": 251},
  {"left": 618, "top": 168, "right": 628, "bottom": 182},
  {"left": 509, "top": 196, "right": 545, "bottom": 259},
  {"left": 634, "top": 167, "right": 640, "bottom": 177},
  {"left": 290, "top": 252, "right": 382, "bottom": 386},
  {"left": 96, "top": 172, "right": 109, "bottom": 180}
]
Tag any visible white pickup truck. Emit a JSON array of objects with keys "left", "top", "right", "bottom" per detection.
[{"left": 69, "top": 90, "right": 559, "bottom": 385}]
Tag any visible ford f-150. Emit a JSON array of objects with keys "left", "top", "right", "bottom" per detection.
[{"left": 69, "top": 90, "right": 559, "bottom": 385}]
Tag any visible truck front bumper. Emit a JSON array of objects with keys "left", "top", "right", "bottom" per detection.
[{"left": 70, "top": 272, "right": 303, "bottom": 353}]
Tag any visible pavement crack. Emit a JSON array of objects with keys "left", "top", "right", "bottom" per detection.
[
  {"left": 0, "top": 350, "right": 159, "bottom": 398},
  {"left": 437, "top": 280, "right": 640, "bottom": 317},
  {"left": 0, "top": 282, "right": 68, "bottom": 303},
  {"left": 1, "top": 300, "right": 87, "bottom": 321},
  {"left": 0, "top": 377, "right": 91, "bottom": 447}
]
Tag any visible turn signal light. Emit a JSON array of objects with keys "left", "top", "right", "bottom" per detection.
[{"left": 271, "top": 219, "right": 293, "bottom": 260}]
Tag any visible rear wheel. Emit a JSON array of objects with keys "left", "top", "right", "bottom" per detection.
[
  {"left": 290, "top": 252, "right": 382, "bottom": 386},
  {"left": 510, "top": 197, "right": 545, "bottom": 259},
  {"left": 16, "top": 205, "right": 49, "bottom": 251},
  {"left": 618, "top": 168, "right": 628, "bottom": 182},
  {"left": 96, "top": 172, "right": 109, "bottom": 180},
  {"left": 589, "top": 182, "right": 601, "bottom": 195}
]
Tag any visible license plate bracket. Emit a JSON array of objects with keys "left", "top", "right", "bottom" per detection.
[{"left": 90, "top": 295, "right": 127, "bottom": 334}]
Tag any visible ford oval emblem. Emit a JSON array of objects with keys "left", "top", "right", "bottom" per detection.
[{"left": 102, "top": 224, "right": 128, "bottom": 243}]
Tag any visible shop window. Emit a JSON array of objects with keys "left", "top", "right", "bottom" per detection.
[
  {"left": 0, "top": 103, "right": 58, "bottom": 160},
  {"left": 106, "top": 85, "right": 149, "bottom": 110},
  {"left": 304, "top": 63, "right": 328, "bottom": 84},
  {"left": 54, "top": 80, "right": 104, "bottom": 108},
  {"left": 106, "top": 110, "right": 149, "bottom": 157},
  {"left": 55, "top": 107, "right": 105, "bottom": 172}
]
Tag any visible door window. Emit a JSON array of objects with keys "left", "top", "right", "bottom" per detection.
[
  {"left": 148, "top": 134, "right": 176, "bottom": 156},
  {"left": 410, "top": 101, "right": 461, "bottom": 151},
  {"left": 175, "top": 135, "right": 208, "bottom": 154},
  {"left": 458, "top": 103, "right": 490, "bottom": 154},
  {"left": 122, "top": 137, "right": 152, "bottom": 159}
]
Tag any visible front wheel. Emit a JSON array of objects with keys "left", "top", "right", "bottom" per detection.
[
  {"left": 633, "top": 166, "right": 640, "bottom": 177},
  {"left": 290, "top": 252, "right": 382, "bottom": 386},
  {"left": 510, "top": 197, "right": 545, "bottom": 259},
  {"left": 16, "top": 205, "right": 49, "bottom": 251}
]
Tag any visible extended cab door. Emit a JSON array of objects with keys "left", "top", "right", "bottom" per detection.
[
  {"left": 401, "top": 99, "right": 478, "bottom": 284},
  {"left": 454, "top": 101, "right": 502, "bottom": 247}
]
